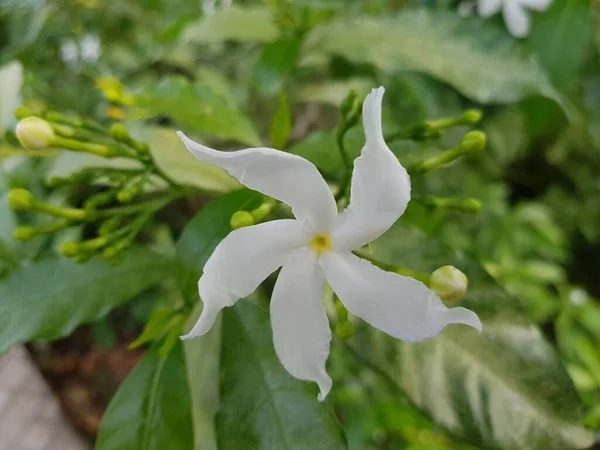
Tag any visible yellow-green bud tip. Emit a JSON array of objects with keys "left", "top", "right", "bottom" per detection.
[
  {"left": 13, "top": 226, "right": 35, "bottom": 241},
  {"left": 14, "top": 106, "right": 34, "bottom": 120},
  {"left": 230, "top": 211, "right": 255, "bottom": 229},
  {"left": 117, "top": 190, "right": 134, "bottom": 203},
  {"left": 109, "top": 123, "right": 129, "bottom": 141},
  {"left": 461, "top": 109, "right": 482, "bottom": 125},
  {"left": 8, "top": 189, "right": 35, "bottom": 210},
  {"left": 15, "top": 117, "right": 55, "bottom": 150},
  {"left": 335, "top": 320, "right": 354, "bottom": 340},
  {"left": 462, "top": 198, "right": 482, "bottom": 212},
  {"left": 60, "top": 241, "right": 80, "bottom": 257},
  {"left": 459, "top": 131, "right": 486, "bottom": 154},
  {"left": 430, "top": 265, "right": 468, "bottom": 304}
]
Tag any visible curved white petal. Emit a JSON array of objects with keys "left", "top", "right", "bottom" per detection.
[
  {"left": 182, "top": 219, "right": 310, "bottom": 339},
  {"left": 519, "top": 0, "right": 551, "bottom": 11},
  {"left": 177, "top": 132, "right": 337, "bottom": 233},
  {"left": 331, "top": 87, "right": 411, "bottom": 252},
  {"left": 322, "top": 252, "right": 482, "bottom": 342},
  {"left": 477, "top": 0, "right": 502, "bottom": 17},
  {"left": 503, "top": 0, "right": 531, "bottom": 37},
  {"left": 270, "top": 248, "right": 332, "bottom": 401}
]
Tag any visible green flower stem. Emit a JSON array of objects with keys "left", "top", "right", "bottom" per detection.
[
  {"left": 94, "top": 193, "right": 181, "bottom": 219},
  {"left": 32, "top": 220, "right": 72, "bottom": 235},
  {"left": 335, "top": 124, "right": 352, "bottom": 171},
  {"left": 384, "top": 124, "right": 441, "bottom": 142},
  {"left": 33, "top": 201, "right": 87, "bottom": 221},
  {"left": 353, "top": 250, "right": 431, "bottom": 286},
  {"left": 414, "top": 195, "right": 482, "bottom": 213},
  {"left": 410, "top": 145, "right": 463, "bottom": 173},
  {"left": 52, "top": 136, "right": 122, "bottom": 158}
]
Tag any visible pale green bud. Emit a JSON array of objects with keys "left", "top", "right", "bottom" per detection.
[
  {"left": 459, "top": 131, "right": 486, "bottom": 154},
  {"left": 230, "top": 211, "right": 255, "bottom": 229},
  {"left": 8, "top": 189, "right": 35, "bottom": 210},
  {"left": 60, "top": 241, "right": 80, "bottom": 257},
  {"left": 460, "top": 109, "right": 482, "bottom": 125},
  {"left": 109, "top": 123, "right": 129, "bottom": 141},
  {"left": 13, "top": 226, "right": 35, "bottom": 241},
  {"left": 335, "top": 320, "right": 354, "bottom": 340},
  {"left": 15, "top": 117, "right": 55, "bottom": 150},
  {"left": 430, "top": 265, "right": 468, "bottom": 303}
]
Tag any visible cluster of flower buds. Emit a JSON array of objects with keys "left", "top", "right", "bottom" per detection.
[{"left": 9, "top": 104, "right": 183, "bottom": 265}]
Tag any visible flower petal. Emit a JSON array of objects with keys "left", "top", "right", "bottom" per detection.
[
  {"left": 503, "top": 0, "right": 531, "bottom": 37},
  {"left": 270, "top": 248, "right": 332, "bottom": 401},
  {"left": 519, "top": 0, "right": 551, "bottom": 11},
  {"left": 477, "top": 0, "right": 502, "bottom": 17},
  {"left": 177, "top": 132, "right": 337, "bottom": 233},
  {"left": 322, "top": 252, "right": 482, "bottom": 342},
  {"left": 181, "top": 219, "right": 310, "bottom": 339},
  {"left": 331, "top": 87, "right": 411, "bottom": 252}
]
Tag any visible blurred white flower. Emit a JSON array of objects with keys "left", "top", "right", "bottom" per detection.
[
  {"left": 60, "top": 34, "right": 101, "bottom": 65},
  {"left": 478, "top": 0, "right": 551, "bottom": 38},
  {"left": 177, "top": 87, "right": 482, "bottom": 400},
  {"left": 202, "top": 0, "right": 232, "bottom": 15}
]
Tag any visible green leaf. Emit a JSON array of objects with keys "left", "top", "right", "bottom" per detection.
[
  {"left": 135, "top": 126, "right": 241, "bottom": 192},
  {"left": 255, "top": 38, "right": 302, "bottom": 95},
  {"left": 182, "top": 5, "right": 279, "bottom": 44},
  {"left": 175, "top": 190, "right": 262, "bottom": 450},
  {"left": 529, "top": 0, "right": 590, "bottom": 90},
  {"left": 137, "top": 76, "right": 261, "bottom": 146},
  {"left": 270, "top": 92, "right": 291, "bottom": 150},
  {"left": 176, "top": 189, "right": 262, "bottom": 299},
  {"left": 129, "top": 308, "right": 180, "bottom": 349},
  {"left": 218, "top": 300, "right": 348, "bottom": 449},
  {"left": 303, "top": 9, "right": 558, "bottom": 104},
  {"left": 0, "top": 0, "right": 50, "bottom": 65},
  {"left": 97, "top": 342, "right": 193, "bottom": 450},
  {"left": 0, "top": 247, "right": 175, "bottom": 354},
  {"left": 349, "top": 223, "right": 594, "bottom": 450},
  {"left": 183, "top": 304, "right": 221, "bottom": 450}
]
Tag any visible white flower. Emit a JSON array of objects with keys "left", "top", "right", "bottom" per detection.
[
  {"left": 477, "top": 0, "right": 551, "bottom": 38},
  {"left": 177, "top": 87, "right": 482, "bottom": 401}
]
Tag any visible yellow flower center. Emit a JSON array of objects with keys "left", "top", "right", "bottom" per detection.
[{"left": 309, "top": 233, "right": 332, "bottom": 255}]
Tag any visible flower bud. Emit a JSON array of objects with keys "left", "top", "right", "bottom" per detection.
[
  {"left": 14, "top": 106, "right": 34, "bottom": 120},
  {"left": 460, "top": 109, "right": 482, "bottom": 125},
  {"left": 8, "top": 189, "right": 35, "bottom": 210},
  {"left": 430, "top": 265, "right": 468, "bottom": 303},
  {"left": 13, "top": 226, "right": 35, "bottom": 241},
  {"left": 335, "top": 320, "right": 354, "bottom": 340},
  {"left": 15, "top": 117, "right": 55, "bottom": 150},
  {"left": 230, "top": 211, "right": 255, "bottom": 229},
  {"left": 109, "top": 123, "right": 129, "bottom": 141},
  {"left": 60, "top": 241, "right": 80, "bottom": 257},
  {"left": 459, "top": 131, "right": 486, "bottom": 154}
]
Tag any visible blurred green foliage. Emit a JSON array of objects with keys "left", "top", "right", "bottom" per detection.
[{"left": 1, "top": 0, "right": 600, "bottom": 449}]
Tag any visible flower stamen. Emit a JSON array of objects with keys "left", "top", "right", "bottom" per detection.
[{"left": 309, "top": 233, "right": 332, "bottom": 255}]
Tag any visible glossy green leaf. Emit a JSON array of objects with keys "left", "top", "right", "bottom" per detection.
[
  {"left": 129, "top": 308, "right": 180, "bottom": 349},
  {"left": 0, "top": 247, "right": 175, "bottom": 354},
  {"left": 97, "top": 342, "right": 193, "bottom": 450},
  {"left": 529, "top": 0, "right": 590, "bottom": 90},
  {"left": 137, "top": 76, "right": 261, "bottom": 146},
  {"left": 136, "top": 126, "right": 240, "bottom": 192},
  {"left": 303, "top": 9, "right": 558, "bottom": 104},
  {"left": 182, "top": 5, "right": 279, "bottom": 44},
  {"left": 270, "top": 92, "right": 291, "bottom": 150},
  {"left": 218, "top": 300, "right": 348, "bottom": 449},
  {"left": 349, "top": 222, "right": 594, "bottom": 450}
]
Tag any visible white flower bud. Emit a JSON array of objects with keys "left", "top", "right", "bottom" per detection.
[
  {"left": 430, "top": 265, "right": 468, "bottom": 303},
  {"left": 15, "top": 117, "right": 55, "bottom": 150}
]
